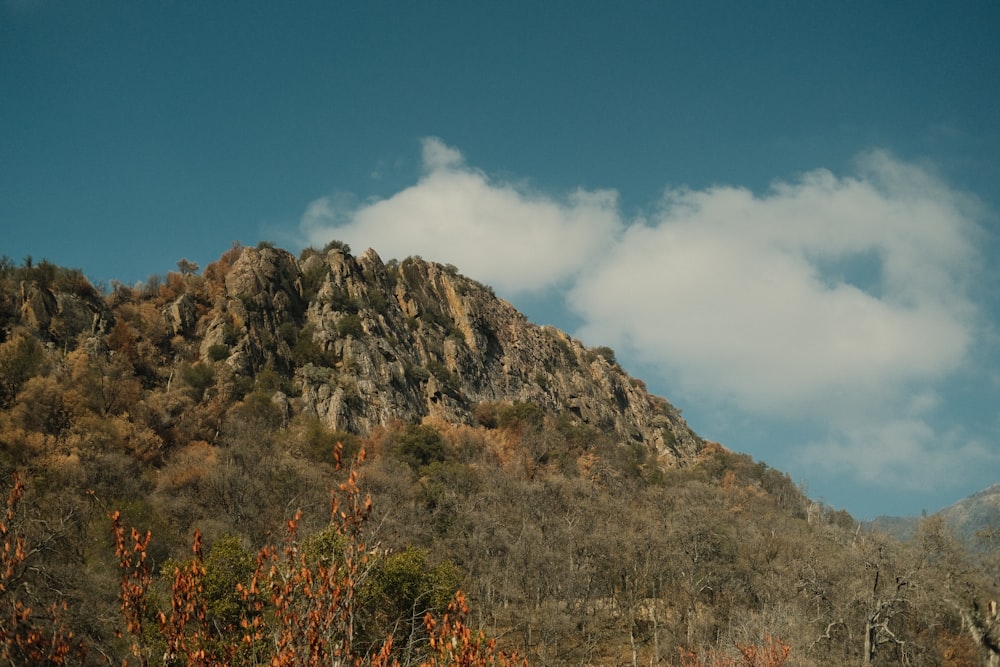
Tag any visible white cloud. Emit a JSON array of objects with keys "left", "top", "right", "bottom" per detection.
[
  {"left": 420, "top": 137, "right": 464, "bottom": 172},
  {"left": 302, "top": 137, "right": 622, "bottom": 295},
  {"left": 570, "top": 150, "right": 982, "bottom": 415},
  {"left": 798, "top": 419, "right": 999, "bottom": 493}
]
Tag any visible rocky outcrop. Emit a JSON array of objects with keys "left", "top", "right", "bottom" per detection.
[
  {"left": 193, "top": 245, "right": 701, "bottom": 466},
  {"left": 18, "top": 280, "right": 112, "bottom": 345}
]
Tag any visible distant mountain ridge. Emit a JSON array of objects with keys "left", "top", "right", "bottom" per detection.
[{"left": 869, "top": 482, "right": 1000, "bottom": 547}]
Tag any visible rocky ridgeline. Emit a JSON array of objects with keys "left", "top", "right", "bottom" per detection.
[{"left": 20, "top": 244, "right": 703, "bottom": 465}]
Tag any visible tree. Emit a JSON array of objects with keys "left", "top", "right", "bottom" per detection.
[
  {"left": 916, "top": 515, "right": 1000, "bottom": 666},
  {"left": 0, "top": 333, "right": 46, "bottom": 408},
  {"left": 67, "top": 347, "right": 141, "bottom": 417},
  {"left": 176, "top": 259, "right": 199, "bottom": 276},
  {"left": 0, "top": 473, "right": 82, "bottom": 665},
  {"left": 853, "top": 531, "right": 921, "bottom": 665}
]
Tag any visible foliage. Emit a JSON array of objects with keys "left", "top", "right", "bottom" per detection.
[
  {"left": 0, "top": 473, "right": 83, "bottom": 665},
  {"left": 338, "top": 313, "right": 365, "bottom": 338},
  {"left": 678, "top": 635, "right": 791, "bottom": 666},
  {"left": 0, "top": 333, "right": 46, "bottom": 407},
  {"left": 586, "top": 345, "right": 617, "bottom": 365},
  {"left": 396, "top": 424, "right": 447, "bottom": 469},
  {"left": 291, "top": 322, "right": 336, "bottom": 367},
  {"left": 323, "top": 239, "right": 352, "bottom": 255},
  {"left": 205, "top": 344, "right": 229, "bottom": 362},
  {"left": 496, "top": 402, "right": 543, "bottom": 432},
  {"left": 109, "top": 446, "right": 518, "bottom": 667},
  {"left": 179, "top": 362, "right": 214, "bottom": 402}
]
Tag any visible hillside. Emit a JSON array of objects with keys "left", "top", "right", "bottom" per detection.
[
  {"left": 0, "top": 244, "right": 998, "bottom": 666},
  {"left": 7, "top": 244, "right": 698, "bottom": 463}
]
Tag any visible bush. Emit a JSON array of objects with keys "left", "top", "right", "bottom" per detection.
[
  {"left": 180, "top": 362, "right": 215, "bottom": 402},
  {"left": 497, "top": 401, "right": 544, "bottom": 431},
  {"left": 292, "top": 323, "right": 335, "bottom": 367},
  {"left": 337, "top": 314, "right": 364, "bottom": 338},
  {"left": 587, "top": 345, "right": 617, "bottom": 365},
  {"left": 109, "top": 449, "right": 522, "bottom": 667},
  {"left": 472, "top": 401, "right": 499, "bottom": 429},
  {"left": 0, "top": 334, "right": 46, "bottom": 408},
  {"left": 293, "top": 415, "right": 359, "bottom": 465},
  {"left": 395, "top": 424, "right": 446, "bottom": 469},
  {"left": 322, "top": 239, "right": 351, "bottom": 255}
]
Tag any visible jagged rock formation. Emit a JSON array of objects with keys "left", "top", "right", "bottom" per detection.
[
  {"left": 15, "top": 276, "right": 112, "bottom": 345},
  {"left": 208, "top": 245, "right": 700, "bottom": 465},
  {"left": 3, "top": 244, "right": 702, "bottom": 465}
]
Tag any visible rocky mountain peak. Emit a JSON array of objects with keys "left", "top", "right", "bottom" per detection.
[{"left": 194, "top": 243, "right": 701, "bottom": 464}]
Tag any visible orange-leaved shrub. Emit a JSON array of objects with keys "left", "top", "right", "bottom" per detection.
[
  {"left": 111, "top": 444, "right": 524, "bottom": 667},
  {"left": 678, "top": 635, "right": 791, "bottom": 667}
]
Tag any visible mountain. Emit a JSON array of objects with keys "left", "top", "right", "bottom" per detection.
[
  {"left": 5, "top": 243, "right": 700, "bottom": 463},
  {"left": 939, "top": 483, "right": 1000, "bottom": 545},
  {"left": 1, "top": 243, "right": 998, "bottom": 667},
  {"left": 868, "top": 484, "right": 1000, "bottom": 548},
  {"left": 209, "top": 243, "right": 700, "bottom": 462}
]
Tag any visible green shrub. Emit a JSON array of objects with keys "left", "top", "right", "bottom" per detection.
[
  {"left": 328, "top": 288, "right": 359, "bottom": 314},
  {"left": 180, "top": 362, "right": 215, "bottom": 401},
  {"left": 587, "top": 345, "right": 617, "bottom": 365},
  {"left": 322, "top": 239, "right": 351, "bottom": 254},
  {"left": 405, "top": 362, "right": 430, "bottom": 383},
  {"left": 292, "top": 323, "right": 335, "bottom": 366},
  {"left": 231, "top": 390, "right": 284, "bottom": 429},
  {"left": 497, "top": 401, "right": 544, "bottom": 431},
  {"left": 0, "top": 334, "right": 46, "bottom": 408},
  {"left": 337, "top": 314, "right": 364, "bottom": 338},
  {"left": 201, "top": 536, "right": 255, "bottom": 628},
  {"left": 367, "top": 291, "right": 389, "bottom": 313},
  {"left": 395, "top": 424, "right": 446, "bottom": 469},
  {"left": 296, "top": 416, "right": 359, "bottom": 465}
]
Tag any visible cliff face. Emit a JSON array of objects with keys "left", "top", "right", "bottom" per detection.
[{"left": 6, "top": 244, "right": 702, "bottom": 466}]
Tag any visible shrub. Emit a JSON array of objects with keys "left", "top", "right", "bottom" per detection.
[
  {"left": 472, "top": 401, "right": 499, "bottom": 429},
  {"left": 180, "top": 362, "right": 215, "bottom": 402},
  {"left": 0, "top": 334, "right": 46, "bottom": 408},
  {"left": 587, "top": 345, "right": 617, "bottom": 365},
  {"left": 497, "top": 401, "right": 544, "bottom": 432},
  {"left": 292, "top": 323, "right": 335, "bottom": 367},
  {"left": 111, "top": 445, "right": 524, "bottom": 667},
  {"left": 396, "top": 424, "right": 446, "bottom": 469},
  {"left": 337, "top": 314, "right": 364, "bottom": 338},
  {"left": 322, "top": 239, "right": 351, "bottom": 255}
]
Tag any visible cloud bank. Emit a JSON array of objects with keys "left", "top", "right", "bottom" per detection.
[
  {"left": 302, "top": 138, "right": 622, "bottom": 295},
  {"left": 301, "top": 139, "right": 992, "bottom": 495},
  {"left": 571, "top": 151, "right": 981, "bottom": 413}
]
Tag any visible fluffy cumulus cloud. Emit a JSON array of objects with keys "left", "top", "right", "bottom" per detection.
[
  {"left": 301, "top": 138, "right": 622, "bottom": 295},
  {"left": 570, "top": 150, "right": 982, "bottom": 415}
]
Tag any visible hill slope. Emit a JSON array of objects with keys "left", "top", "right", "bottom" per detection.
[
  {"left": 4, "top": 244, "right": 699, "bottom": 464},
  {"left": 0, "top": 244, "right": 998, "bottom": 667}
]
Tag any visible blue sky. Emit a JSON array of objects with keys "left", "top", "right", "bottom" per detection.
[{"left": 3, "top": 1, "right": 999, "bottom": 519}]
